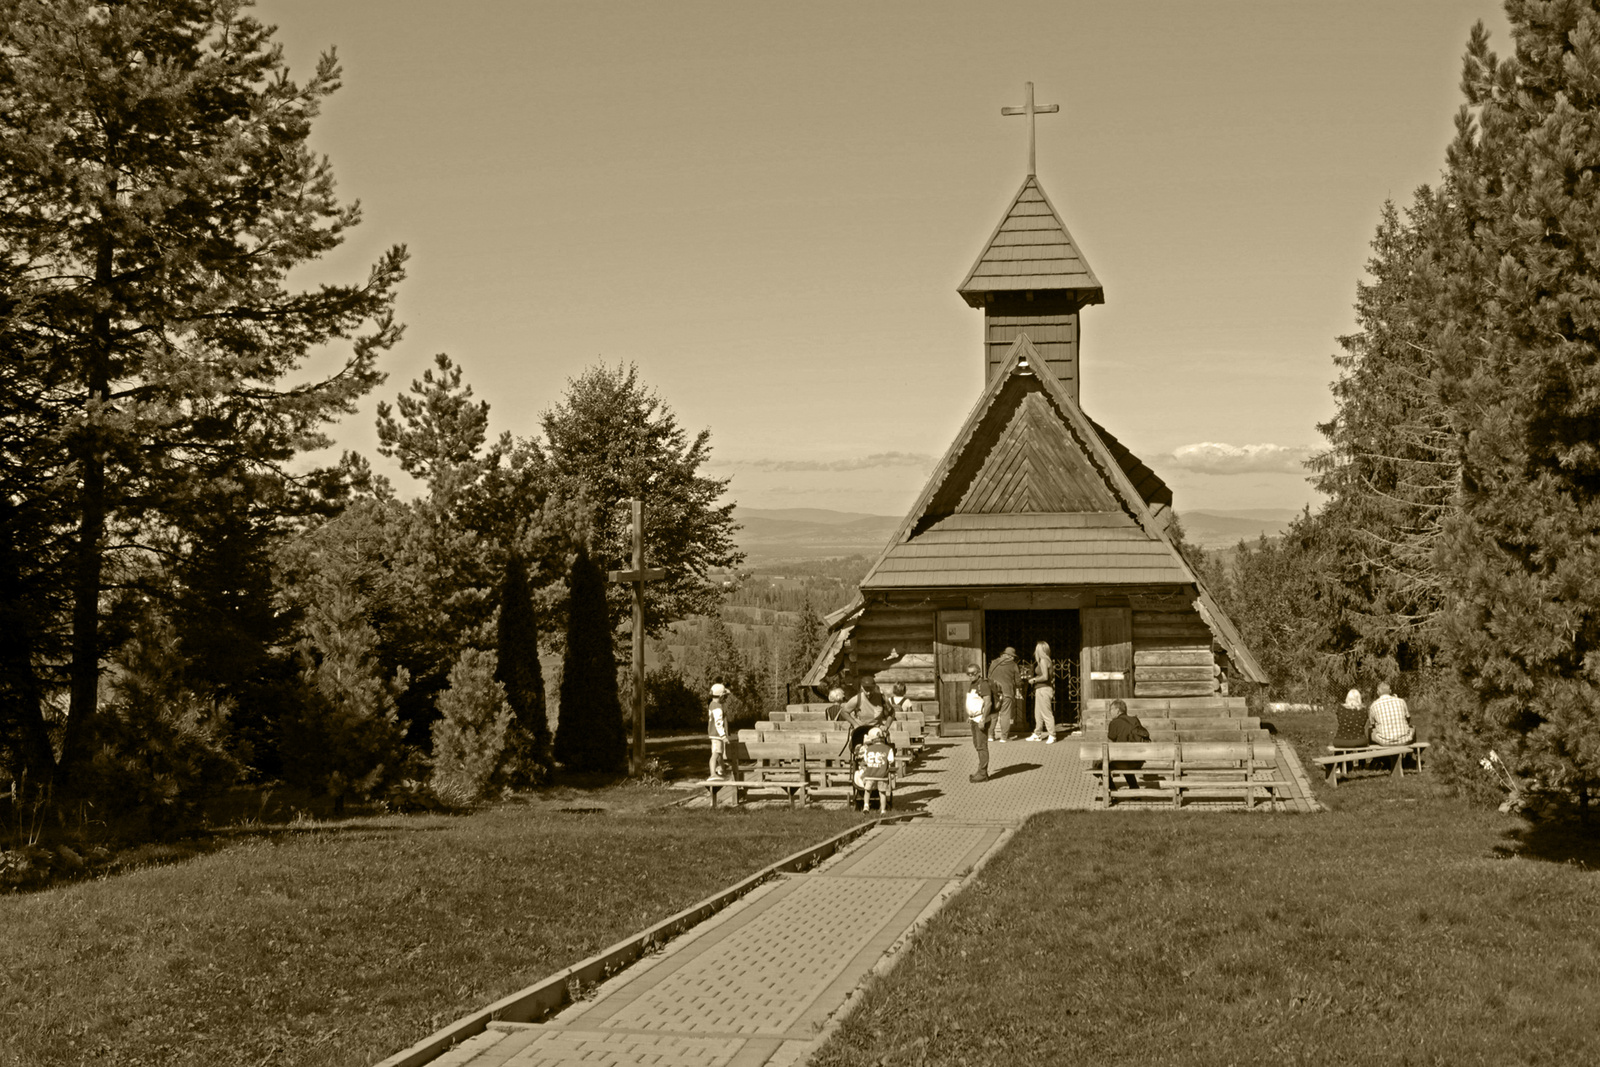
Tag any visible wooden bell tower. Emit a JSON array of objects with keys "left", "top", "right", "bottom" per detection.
[{"left": 958, "top": 84, "right": 1103, "bottom": 403}]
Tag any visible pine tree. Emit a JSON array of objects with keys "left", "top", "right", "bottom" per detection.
[
  {"left": 0, "top": 1, "right": 406, "bottom": 796},
  {"left": 496, "top": 553, "right": 551, "bottom": 785},
  {"left": 783, "top": 600, "right": 828, "bottom": 687},
  {"left": 1433, "top": 5, "right": 1600, "bottom": 795},
  {"left": 553, "top": 545, "right": 627, "bottom": 774},
  {"left": 430, "top": 648, "right": 513, "bottom": 805},
  {"left": 281, "top": 568, "right": 410, "bottom": 814}
]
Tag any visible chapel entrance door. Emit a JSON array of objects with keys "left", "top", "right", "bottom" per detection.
[
  {"left": 1081, "top": 606, "right": 1134, "bottom": 705},
  {"left": 984, "top": 609, "right": 1082, "bottom": 728},
  {"left": 935, "top": 610, "right": 984, "bottom": 735}
]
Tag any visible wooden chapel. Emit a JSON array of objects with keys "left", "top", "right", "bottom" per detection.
[{"left": 801, "top": 148, "right": 1267, "bottom": 735}]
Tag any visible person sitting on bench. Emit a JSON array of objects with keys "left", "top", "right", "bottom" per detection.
[
  {"left": 1367, "top": 682, "right": 1414, "bottom": 746},
  {"left": 1106, "top": 698, "right": 1150, "bottom": 788},
  {"left": 1333, "top": 688, "right": 1369, "bottom": 749}
]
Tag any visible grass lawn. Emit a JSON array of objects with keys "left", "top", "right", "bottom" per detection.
[
  {"left": 814, "top": 709, "right": 1600, "bottom": 1067},
  {"left": 0, "top": 769, "right": 863, "bottom": 1067}
]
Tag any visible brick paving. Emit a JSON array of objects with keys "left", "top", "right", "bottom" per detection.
[{"left": 416, "top": 737, "right": 1095, "bottom": 1067}]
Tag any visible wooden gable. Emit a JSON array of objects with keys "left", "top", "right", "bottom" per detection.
[{"left": 951, "top": 390, "right": 1118, "bottom": 515}]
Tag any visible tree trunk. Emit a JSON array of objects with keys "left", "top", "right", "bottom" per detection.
[{"left": 56, "top": 224, "right": 115, "bottom": 794}]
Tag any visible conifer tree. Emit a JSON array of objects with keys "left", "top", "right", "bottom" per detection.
[
  {"left": 553, "top": 544, "right": 627, "bottom": 774},
  {"left": 1313, "top": 193, "right": 1461, "bottom": 684},
  {"left": 0, "top": 0, "right": 406, "bottom": 795},
  {"left": 496, "top": 553, "right": 551, "bottom": 784},
  {"left": 541, "top": 364, "right": 742, "bottom": 636},
  {"left": 1434, "top": 4, "right": 1600, "bottom": 794},
  {"left": 430, "top": 648, "right": 513, "bottom": 805},
  {"left": 783, "top": 600, "right": 828, "bottom": 687}
]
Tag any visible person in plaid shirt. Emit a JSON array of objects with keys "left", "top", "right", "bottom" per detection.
[{"left": 1367, "top": 682, "right": 1414, "bottom": 745}]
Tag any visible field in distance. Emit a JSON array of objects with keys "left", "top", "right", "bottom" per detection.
[{"left": 732, "top": 506, "right": 1302, "bottom": 561}]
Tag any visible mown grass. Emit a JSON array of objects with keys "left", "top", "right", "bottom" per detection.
[
  {"left": 814, "top": 709, "right": 1600, "bottom": 1067},
  {"left": 0, "top": 789, "right": 863, "bottom": 1067}
]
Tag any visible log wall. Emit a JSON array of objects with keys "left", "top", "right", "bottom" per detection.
[
  {"left": 1131, "top": 605, "right": 1219, "bottom": 698},
  {"left": 846, "top": 605, "right": 937, "bottom": 701}
]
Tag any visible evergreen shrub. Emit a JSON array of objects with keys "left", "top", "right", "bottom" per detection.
[
  {"left": 553, "top": 546, "right": 627, "bottom": 774},
  {"left": 430, "top": 648, "right": 514, "bottom": 806}
]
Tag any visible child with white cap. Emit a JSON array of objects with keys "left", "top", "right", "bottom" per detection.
[
  {"left": 707, "top": 681, "right": 731, "bottom": 779},
  {"left": 853, "top": 725, "right": 897, "bottom": 811}
]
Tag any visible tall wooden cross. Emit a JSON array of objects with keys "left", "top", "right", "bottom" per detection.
[
  {"left": 1002, "top": 81, "right": 1059, "bottom": 176},
  {"left": 608, "top": 498, "right": 665, "bottom": 773}
]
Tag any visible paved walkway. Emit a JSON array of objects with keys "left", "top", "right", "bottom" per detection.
[{"left": 420, "top": 733, "right": 1310, "bottom": 1067}]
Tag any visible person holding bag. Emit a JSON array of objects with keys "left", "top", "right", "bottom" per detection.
[{"left": 965, "top": 663, "right": 994, "bottom": 783}]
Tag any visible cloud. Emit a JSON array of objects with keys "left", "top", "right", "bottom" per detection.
[
  {"left": 711, "top": 451, "right": 935, "bottom": 473},
  {"left": 1166, "top": 442, "right": 1315, "bottom": 475}
]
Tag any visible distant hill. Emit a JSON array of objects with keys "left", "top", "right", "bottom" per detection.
[
  {"left": 733, "top": 507, "right": 900, "bottom": 562},
  {"left": 731, "top": 505, "right": 1302, "bottom": 561},
  {"left": 1178, "top": 509, "right": 1300, "bottom": 549}
]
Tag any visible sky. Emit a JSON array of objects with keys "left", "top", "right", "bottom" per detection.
[{"left": 258, "top": 0, "right": 1511, "bottom": 517}]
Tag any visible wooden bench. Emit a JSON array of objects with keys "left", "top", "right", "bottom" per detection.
[
  {"left": 672, "top": 741, "right": 858, "bottom": 807},
  {"left": 1078, "top": 739, "right": 1292, "bottom": 809},
  {"left": 1312, "top": 742, "right": 1430, "bottom": 787}
]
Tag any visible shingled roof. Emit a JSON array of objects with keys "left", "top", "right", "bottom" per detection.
[
  {"left": 958, "top": 175, "right": 1104, "bottom": 307},
  {"left": 850, "top": 336, "right": 1267, "bottom": 683}
]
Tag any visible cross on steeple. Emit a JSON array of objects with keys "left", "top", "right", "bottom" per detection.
[{"left": 1001, "top": 81, "right": 1059, "bottom": 176}]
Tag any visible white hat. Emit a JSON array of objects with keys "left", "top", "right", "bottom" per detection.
[
  {"left": 710, "top": 683, "right": 728, "bottom": 697},
  {"left": 1343, "top": 688, "right": 1363, "bottom": 710}
]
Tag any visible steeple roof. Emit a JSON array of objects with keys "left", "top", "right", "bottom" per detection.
[{"left": 958, "top": 175, "right": 1104, "bottom": 308}]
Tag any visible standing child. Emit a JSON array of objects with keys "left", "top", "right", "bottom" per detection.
[
  {"left": 707, "top": 681, "right": 730, "bottom": 780},
  {"left": 853, "top": 726, "right": 897, "bottom": 811}
]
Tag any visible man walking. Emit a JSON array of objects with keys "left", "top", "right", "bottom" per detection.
[
  {"left": 988, "top": 646, "right": 1020, "bottom": 743},
  {"left": 964, "top": 663, "right": 994, "bottom": 783}
]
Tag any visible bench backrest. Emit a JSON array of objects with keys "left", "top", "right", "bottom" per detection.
[{"left": 1078, "top": 739, "right": 1276, "bottom": 764}]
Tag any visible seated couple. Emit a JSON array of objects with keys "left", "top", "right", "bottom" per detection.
[{"left": 1334, "top": 682, "right": 1415, "bottom": 749}]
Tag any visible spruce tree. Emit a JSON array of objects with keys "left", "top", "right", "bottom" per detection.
[
  {"left": 1434, "top": 5, "right": 1600, "bottom": 794},
  {"left": 0, "top": 0, "right": 406, "bottom": 795},
  {"left": 1313, "top": 193, "right": 1461, "bottom": 684},
  {"left": 496, "top": 552, "right": 551, "bottom": 785},
  {"left": 553, "top": 544, "right": 627, "bottom": 774}
]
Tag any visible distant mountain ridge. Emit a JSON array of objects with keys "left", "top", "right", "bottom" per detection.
[{"left": 732, "top": 506, "right": 1300, "bottom": 561}]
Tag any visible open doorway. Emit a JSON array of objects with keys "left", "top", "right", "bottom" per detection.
[{"left": 984, "top": 609, "right": 1082, "bottom": 723}]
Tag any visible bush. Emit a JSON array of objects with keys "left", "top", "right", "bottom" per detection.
[
  {"left": 87, "top": 610, "right": 240, "bottom": 840},
  {"left": 644, "top": 667, "right": 704, "bottom": 732},
  {"left": 279, "top": 581, "right": 411, "bottom": 815},
  {"left": 430, "top": 648, "right": 514, "bottom": 805}
]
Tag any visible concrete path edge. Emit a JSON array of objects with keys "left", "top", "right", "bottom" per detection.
[{"left": 372, "top": 812, "right": 920, "bottom": 1067}]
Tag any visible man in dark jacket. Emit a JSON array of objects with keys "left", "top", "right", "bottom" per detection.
[
  {"left": 1106, "top": 699, "right": 1149, "bottom": 788},
  {"left": 988, "top": 647, "right": 1020, "bottom": 743}
]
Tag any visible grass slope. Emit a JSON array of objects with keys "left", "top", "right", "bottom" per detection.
[
  {"left": 814, "top": 713, "right": 1600, "bottom": 1067},
  {"left": 0, "top": 792, "right": 862, "bottom": 1067}
]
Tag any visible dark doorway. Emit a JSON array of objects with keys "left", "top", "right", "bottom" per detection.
[{"left": 984, "top": 609, "right": 1081, "bottom": 722}]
